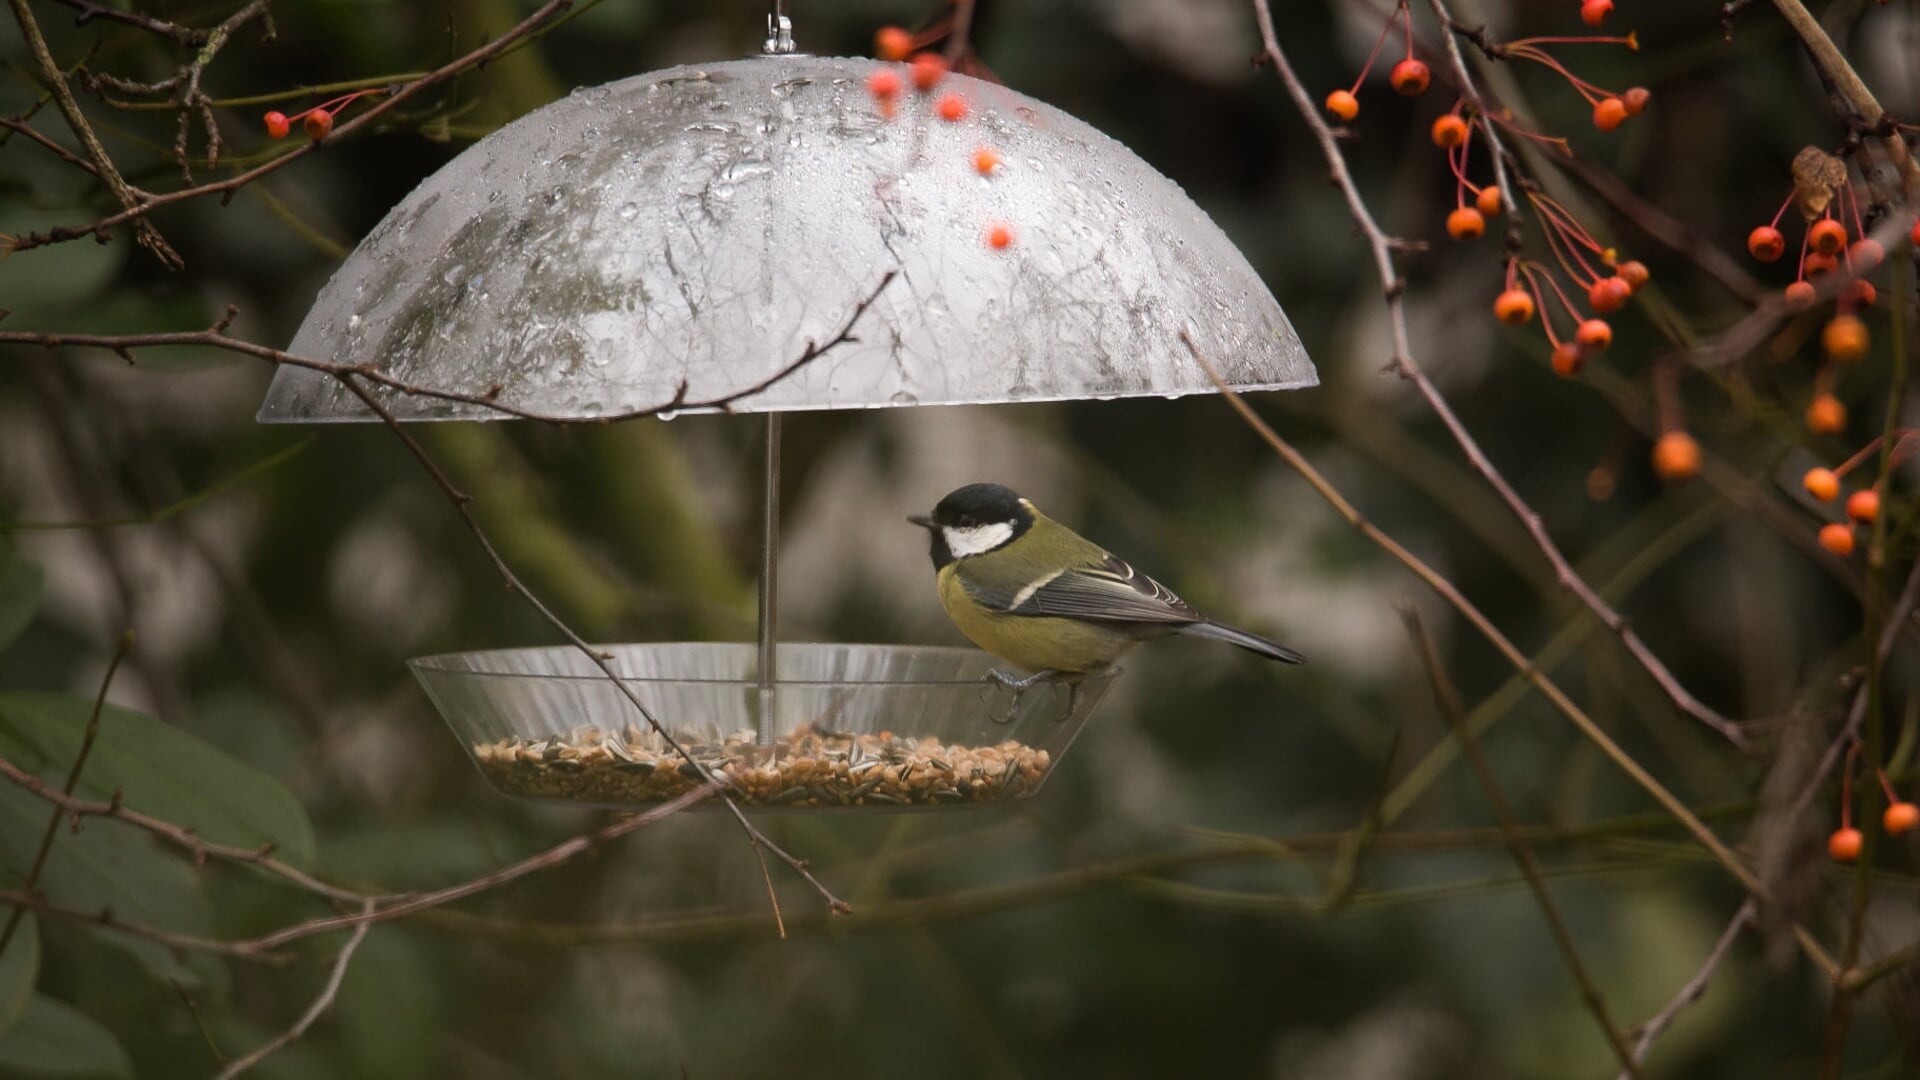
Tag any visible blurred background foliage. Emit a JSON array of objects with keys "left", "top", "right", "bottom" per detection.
[{"left": 2, "top": 0, "right": 1919, "bottom": 1076}]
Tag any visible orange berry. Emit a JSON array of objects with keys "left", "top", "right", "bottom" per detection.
[
  {"left": 1823, "top": 313, "right": 1869, "bottom": 362},
  {"left": 1809, "top": 218, "right": 1847, "bottom": 256},
  {"left": 973, "top": 147, "right": 1002, "bottom": 175},
  {"left": 1849, "top": 238, "right": 1885, "bottom": 272},
  {"left": 1843, "top": 279, "right": 1877, "bottom": 308},
  {"left": 867, "top": 68, "right": 902, "bottom": 99},
  {"left": 1588, "top": 277, "right": 1631, "bottom": 314},
  {"left": 1805, "top": 393, "right": 1847, "bottom": 434},
  {"left": 1615, "top": 260, "right": 1650, "bottom": 291},
  {"left": 1651, "top": 432, "right": 1700, "bottom": 482},
  {"left": 1829, "top": 826, "right": 1864, "bottom": 862},
  {"left": 1446, "top": 207, "right": 1485, "bottom": 241},
  {"left": 1390, "top": 59, "right": 1430, "bottom": 96},
  {"left": 1551, "top": 342, "right": 1585, "bottom": 378},
  {"left": 985, "top": 222, "right": 1014, "bottom": 250},
  {"left": 1804, "top": 468, "right": 1840, "bottom": 502},
  {"left": 303, "top": 109, "right": 333, "bottom": 139},
  {"left": 1885, "top": 802, "right": 1920, "bottom": 836},
  {"left": 264, "top": 110, "right": 291, "bottom": 139},
  {"left": 1581, "top": 0, "right": 1615, "bottom": 27},
  {"left": 1593, "top": 97, "right": 1628, "bottom": 131},
  {"left": 1575, "top": 318, "right": 1612, "bottom": 353},
  {"left": 1912, "top": 218, "right": 1920, "bottom": 247},
  {"left": 1820, "top": 523, "right": 1856, "bottom": 556},
  {"left": 1431, "top": 114, "right": 1469, "bottom": 148},
  {"left": 1476, "top": 186, "right": 1502, "bottom": 217},
  {"left": 935, "top": 93, "right": 968, "bottom": 122},
  {"left": 1804, "top": 251, "right": 1838, "bottom": 278},
  {"left": 1784, "top": 281, "right": 1817, "bottom": 308},
  {"left": 875, "top": 26, "right": 913, "bottom": 61},
  {"left": 1621, "top": 86, "right": 1650, "bottom": 116},
  {"left": 910, "top": 52, "right": 948, "bottom": 92},
  {"left": 1847, "top": 488, "right": 1879, "bottom": 524},
  {"left": 1747, "top": 226, "right": 1785, "bottom": 262},
  {"left": 1493, "top": 288, "right": 1535, "bottom": 326},
  {"left": 1324, "top": 89, "right": 1359, "bottom": 121}
]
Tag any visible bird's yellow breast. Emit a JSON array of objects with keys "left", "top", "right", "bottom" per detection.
[{"left": 936, "top": 564, "right": 1140, "bottom": 674}]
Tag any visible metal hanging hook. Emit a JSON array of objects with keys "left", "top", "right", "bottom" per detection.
[{"left": 763, "top": 0, "right": 794, "bottom": 54}]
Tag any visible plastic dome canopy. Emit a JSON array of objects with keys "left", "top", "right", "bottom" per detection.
[{"left": 258, "top": 55, "right": 1317, "bottom": 423}]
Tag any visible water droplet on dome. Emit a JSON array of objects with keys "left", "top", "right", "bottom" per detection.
[
  {"left": 889, "top": 390, "right": 918, "bottom": 405},
  {"left": 619, "top": 203, "right": 639, "bottom": 221}
]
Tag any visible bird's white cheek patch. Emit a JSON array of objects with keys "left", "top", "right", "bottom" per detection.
[{"left": 943, "top": 522, "right": 1014, "bottom": 557}]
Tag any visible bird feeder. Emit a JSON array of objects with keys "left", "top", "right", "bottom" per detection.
[{"left": 259, "top": 13, "right": 1316, "bottom": 810}]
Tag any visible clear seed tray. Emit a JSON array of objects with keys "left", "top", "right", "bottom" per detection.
[{"left": 410, "top": 643, "right": 1114, "bottom": 810}]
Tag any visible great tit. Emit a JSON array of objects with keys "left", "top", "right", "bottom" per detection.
[{"left": 909, "top": 483, "right": 1306, "bottom": 684}]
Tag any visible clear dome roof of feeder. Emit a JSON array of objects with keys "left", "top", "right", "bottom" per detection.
[{"left": 258, "top": 54, "right": 1317, "bottom": 422}]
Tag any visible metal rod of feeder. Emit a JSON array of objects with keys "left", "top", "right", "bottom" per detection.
[{"left": 756, "top": 412, "right": 781, "bottom": 746}]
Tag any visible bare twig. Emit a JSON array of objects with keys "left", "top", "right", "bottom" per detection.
[
  {"left": 0, "top": 753, "right": 372, "bottom": 905},
  {"left": 0, "top": 114, "right": 101, "bottom": 176},
  {"left": 0, "top": 888, "right": 275, "bottom": 961},
  {"left": 213, "top": 899, "right": 376, "bottom": 1080},
  {"left": 1249, "top": 0, "right": 1750, "bottom": 750},
  {"left": 1402, "top": 609, "right": 1642, "bottom": 1077},
  {"left": 7, "top": 0, "right": 180, "bottom": 265},
  {"left": 1619, "top": 900, "right": 1755, "bottom": 1078},
  {"left": 1184, "top": 331, "right": 1837, "bottom": 980},
  {"left": 52, "top": 0, "right": 210, "bottom": 45},
  {"left": 0, "top": 631, "right": 132, "bottom": 961},
  {"left": 238, "top": 783, "right": 722, "bottom": 951},
  {"left": 1768, "top": 0, "right": 1920, "bottom": 195},
  {"left": 7, "top": 1, "right": 579, "bottom": 258},
  {"left": 0, "top": 268, "right": 895, "bottom": 424}
]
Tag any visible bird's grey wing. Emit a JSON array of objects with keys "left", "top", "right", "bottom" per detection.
[{"left": 966, "top": 554, "right": 1203, "bottom": 625}]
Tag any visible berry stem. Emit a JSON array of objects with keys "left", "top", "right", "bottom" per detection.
[{"left": 1347, "top": 1, "right": 1404, "bottom": 94}]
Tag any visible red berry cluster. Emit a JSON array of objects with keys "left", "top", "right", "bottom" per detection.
[
  {"left": 263, "top": 89, "right": 383, "bottom": 142},
  {"left": 868, "top": 28, "right": 1012, "bottom": 254},
  {"left": 1828, "top": 745, "right": 1920, "bottom": 863},
  {"left": 1801, "top": 432, "right": 1911, "bottom": 557}
]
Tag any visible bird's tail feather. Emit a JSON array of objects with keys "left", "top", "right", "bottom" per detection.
[{"left": 1177, "top": 620, "right": 1307, "bottom": 665}]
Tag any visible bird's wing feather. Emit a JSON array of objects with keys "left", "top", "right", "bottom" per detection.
[{"left": 965, "top": 553, "right": 1203, "bottom": 625}]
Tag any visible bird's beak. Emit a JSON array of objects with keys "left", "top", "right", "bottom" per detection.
[{"left": 907, "top": 513, "right": 935, "bottom": 529}]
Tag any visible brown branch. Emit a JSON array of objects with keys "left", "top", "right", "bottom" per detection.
[
  {"left": 213, "top": 899, "right": 375, "bottom": 1080},
  {"left": 1619, "top": 900, "right": 1755, "bottom": 1078},
  {"left": 52, "top": 0, "right": 208, "bottom": 45},
  {"left": 0, "top": 114, "right": 100, "bottom": 176},
  {"left": 0, "top": 888, "right": 275, "bottom": 961},
  {"left": 0, "top": 269, "right": 894, "bottom": 424},
  {"left": 239, "top": 783, "right": 722, "bottom": 951},
  {"left": 1403, "top": 609, "right": 1642, "bottom": 1077},
  {"left": 1768, "top": 0, "right": 1920, "bottom": 197},
  {"left": 7, "top": 0, "right": 578, "bottom": 258},
  {"left": 1249, "top": 0, "right": 1750, "bottom": 750},
  {"left": 1183, "top": 331, "right": 1838, "bottom": 981},
  {"left": 7, "top": 0, "right": 180, "bottom": 266},
  {"left": 0, "top": 631, "right": 132, "bottom": 961},
  {"left": 0, "top": 753, "right": 372, "bottom": 906}
]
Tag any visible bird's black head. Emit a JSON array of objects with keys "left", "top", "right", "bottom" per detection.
[{"left": 908, "top": 483, "right": 1035, "bottom": 570}]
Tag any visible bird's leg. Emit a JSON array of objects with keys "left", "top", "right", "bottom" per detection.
[
  {"left": 984, "top": 668, "right": 1061, "bottom": 691},
  {"left": 983, "top": 668, "right": 1063, "bottom": 725}
]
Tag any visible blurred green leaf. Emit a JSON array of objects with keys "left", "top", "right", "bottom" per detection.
[
  {"left": 0, "top": 205, "right": 129, "bottom": 328},
  {"left": 0, "top": 556, "right": 44, "bottom": 654},
  {"left": 0, "top": 693, "right": 316, "bottom": 868},
  {"left": 0, "top": 784, "right": 223, "bottom": 991},
  {"left": 0, "top": 992, "right": 133, "bottom": 1079},
  {"left": 0, "top": 913, "right": 37, "bottom": 1036}
]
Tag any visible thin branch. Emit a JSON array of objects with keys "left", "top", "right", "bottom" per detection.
[
  {"left": 1183, "top": 331, "right": 1837, "bottom": 981},
  {"left": 0, "top": 268, "right": 894, "bottom": 424},
  {"left": 52, "top": 0, "right": 209, "bottom": 45},
  {"left": 1619, "top": 900, "right": 1755, "bottom": 1078},
  {"left": 1248, "top": 0, "right": 1750, "bottom": 750},
  {"left": 0, "top": 753, "right": 372, "bottom": 905},
  {"left": 238, "top": 783, "right": 721, "bottom": 951},
  {"left": 1402, "top": 609, "right": 1642, "bottom": 1077},
  {"left": 6, "top": 0, "right": 180, "bottom": 266},
  {"left": 0, "top": 114, "right": 100, "bottom": 176},
  {"left": 213, "top": 900, "right": 376, "bottom": 1080},
  {"left": 1768, "top": 0, "right": 1920, "bottom": 196},
  {"left": 0, "top": 631, "right": 132, "bottom": 961},
  {"left": 7, "top": 1, "right": 579, "bottom": 258},
  {"left": 0, "top": 888, "right": 274, "bottom": 961}
]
